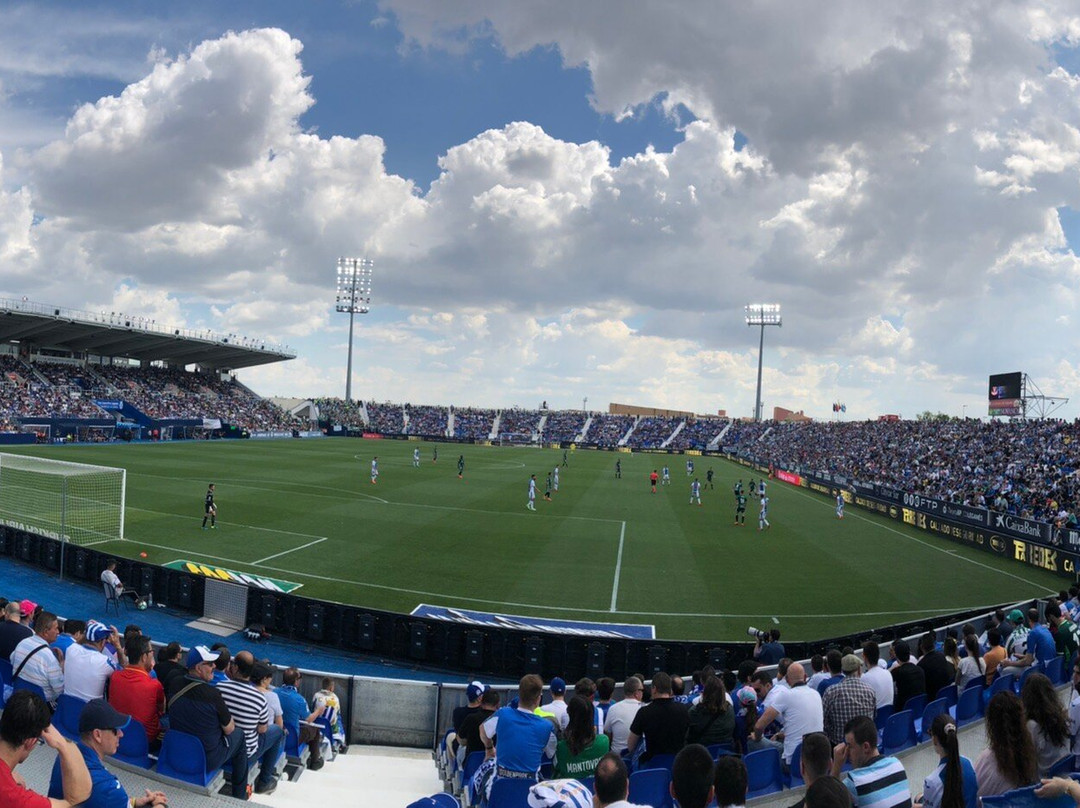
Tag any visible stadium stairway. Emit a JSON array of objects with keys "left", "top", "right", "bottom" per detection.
[
  {"left": 0, "top": 556, "right": 489, "bottom": 683},
  {"left": 576, "top": 416, "right": 592, "bottom": 442},
  {"left": 661, "top": 421, "right": 685, "bottom": 448},
  {"left": 707, "top": 420, "right": 731, "bottom": 450},
  {"left": 489, "top": 413, "right": 501, "bottom": 441},
  {"left": 260, "top": 745, "right": 442, "bottom": 808},
  {"left": 617, "top": 416, "right": 640, "bottom": 447}
]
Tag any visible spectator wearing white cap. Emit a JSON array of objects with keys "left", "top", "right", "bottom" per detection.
[
  {"left": 10, "top": 611, "right": 63, "bottom": 704},
  {"left": 47, "top": 699, "right": 167, "bottom": 807},
  {"left": 167, "top": 645, "right": 248, "bottom": 800},
  {"left": 64, "top": 621, "right": 125, "bottom": 702},
  {"left": 0, "top": 601, "right": 32, "bottom": 661}
]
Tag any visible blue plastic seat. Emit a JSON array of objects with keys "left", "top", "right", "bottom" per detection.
[
  {"left": 984, "top": 674, "right": 1013, "bottom": 707},
  {"left": 918, "top": 697, "right": 948, "bottom": 742},
  {"left": 1045, "top": 656, "right": 1065, "bottom": 685},
  {"left": 1015, "top": 666, "right": 1037, "bottom": 694},
  {"left": 744, "top": 747, "right": 784, "bottom": 799},
  {"left": 874, "top": 704, "right": 893, "bottom": 732},
  {"left": 156, "top": 730, "right": 221, "bottom": 789},
  {"left": 488, "top": 777, "right": 535, "bottom": 808},
  {"left": 788, "top": 742, "right": 805, "bottom": 787},
  {"left": 113, "top": 719, "right": 153, "bottom": 769},
  {"left": 54, "top": 694, "right": 87, "bottom": 741},
  {"left": 1047, "top": 755, "right": 1075, "bottom": 777},
  {"left": 640, "top": 752, "right": 676, "bottom": 772},
  {"left": 407, "top": 795, "right": 461, "bottom": 808},
  {"left": 707, "top": 742, "right": 736, "bottom": 759},
  {"left": 628, "top": 768, "right": 673, "bottom": 808},
  {"left": 459, "top": 750, "right": 484, "bottom": 804},
  {"left": 903, "top": 693, "right": 927, "bottom": 717},
  {"left": 881, "top": 709, "right": 916, "bottom": 756},
  {"left": 936, "top": 683, "right": 958, "bottom": 708},
  {"left": 954, "top": 684, "right": 984, "bottom": 726},
  {"left": 982, "top": 783, "right": 1075, "bottom": 808},
  {"left": 963, "top": 676, "right": 987, "bottom": 692},
  {"left": 0, "top": 658, "right": 12, "bottom": 687},
  {"left": 12, "top": 679, "right": 47, "bottom": 700}
]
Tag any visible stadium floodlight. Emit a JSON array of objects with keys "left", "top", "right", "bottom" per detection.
[
  {"left": 335, "top": 257, "right": 374, "bottom": 403},
  {"left": 745, "top": 303, "right": 782, "bottom": 422}
]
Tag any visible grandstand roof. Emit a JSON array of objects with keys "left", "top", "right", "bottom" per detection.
[{"left": 0, "top": 298, "right": 294, "bottom": 370}]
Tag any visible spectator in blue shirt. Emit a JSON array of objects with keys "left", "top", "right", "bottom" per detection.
[
  {"left": 48, "top": 699, "right": 167, "bottom": 808},
  {"left": 276, "top": 667, "right": 325, "bottom": 770}
]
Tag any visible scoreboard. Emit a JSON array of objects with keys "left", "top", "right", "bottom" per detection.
[{"left": 988, "top": 371, "right": 1023, "bottom": 417}]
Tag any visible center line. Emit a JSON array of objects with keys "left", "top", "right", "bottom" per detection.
[
  {"left": 252, "top": 538, "right": 328, "bottom": 565},
  {"left": 610, "top": 521, "right": 626, "bottom": 612}
]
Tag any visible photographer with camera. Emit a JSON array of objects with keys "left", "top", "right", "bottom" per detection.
[{"left": 751, "top": 627, "right": 786, "bottom": 666}]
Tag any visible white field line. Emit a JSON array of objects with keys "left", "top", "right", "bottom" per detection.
[
  {"left": 610, "top": 521, "right": 626, "bottom": 612},
  {"left": 251, "top": 538, "right": 328, "bottom": 565}
]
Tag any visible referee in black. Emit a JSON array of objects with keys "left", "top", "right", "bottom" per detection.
[{"left": 201, "top": 483, "right": 217, "bottom": 529}]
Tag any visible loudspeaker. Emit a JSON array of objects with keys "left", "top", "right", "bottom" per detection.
[
  {"left": 465, "top": 631, "right": 484, "bottom": 669},
  {"left": 409, "top": 622, "right": 429, "bottom": 661},
  {"left": 259, "top": 595, "right": 276, "bottom": 627},
  {"left": 0, "top": 526, "right": 8, "bottom": 553},
  {"left": 17, "top": 532, "right": 32, "bottom": 561},
  {"left": 586, "top": 642, "right": 606, "bottom": 679},
  {"left": 135, "top": 567, "right": 153, "bottom": 596},
  {"left": 647, "top": 645, "right": 667, "bottom": 675},
  {"left": 524, "top": 636, "right": 544, "bottom": 674},
  {"left": 74, "top": 550, "right": 88, "bottom": 579},
  {"left": 42, "top": 541, "right": 59, "bottom": 570},
  {"left": 358, "top": 613, "right": 376, "bottom": 651},
  {"left": 307, "top": 605, "right": 324, "bottom": 641},
  {"left": 708, "top": 647, "right": 727, "bottom": 670},
  {"left": 176, "top": 576, "right": 193, "bottom": 608}
]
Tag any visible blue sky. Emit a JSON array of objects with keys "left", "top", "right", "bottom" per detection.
[{"left": 2, "top": 2, "right": 1080, "bottom": 418}]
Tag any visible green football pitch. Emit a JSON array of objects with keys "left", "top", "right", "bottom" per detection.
[{"left": 0, "top": 440, "right": 1065, "bottom": 641}]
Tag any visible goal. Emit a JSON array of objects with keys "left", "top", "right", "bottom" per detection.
[
  {"left": 0, "top": 453, "right": 126, "bottom": 545},
  {"left": 498, "top": 432, "right": 537, "bottom": 447}
]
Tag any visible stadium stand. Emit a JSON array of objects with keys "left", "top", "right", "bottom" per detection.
[
  {"left": 366, "top": 401, "right": 405, "bottom": 434},
  {"left": 584, "top": 414, "right": 636, "bottom": 447},
  {"left": 406, "top": 404, "right": 449, "bottom": 437},
  {"left": 667, "top": 417, "right": 728, "bottom": 451},
  {"left": 452, "top": 407, "right": 496, "bottom": 440},
  {"left": 497, "top": 408, "right": 541, "bottom": 439},
  {"left": 539, "top": 410, "right": 588, "bottom": 442}
]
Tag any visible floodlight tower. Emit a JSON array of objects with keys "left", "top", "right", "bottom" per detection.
[
  {"left": 745, "top": 303, "right": 782, "bottom": 422},
  {"left": 335, "top": 257, "right": 373, "bottom": 403}
]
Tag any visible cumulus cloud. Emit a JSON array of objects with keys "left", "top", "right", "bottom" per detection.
[{"left": 0, "top": 6, "right": 1079, "bottom": 417}]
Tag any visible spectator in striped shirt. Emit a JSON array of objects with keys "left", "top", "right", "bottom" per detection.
[
  {"left": 831, "top": 715, "right": 912, "bottom": 808},
  {"left": 217, "top": 651, "right": 284, "bottom": 795}
]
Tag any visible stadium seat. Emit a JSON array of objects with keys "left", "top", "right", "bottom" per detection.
[
  {"left": 918, "top": 697, "right": 948, "bottom": 742},
  {"left": 0, "top": 658, "right": 12, "bottom": 687},
  {"left": 902, "top": 693, "right": 927, "bottom": 717},
  {"left": 963, "top": 676, "right": 987, "bottom": 692},
  {"left": 111, "top": 718, "right": 152, "bottom": 769},
  {"left": 12, "top": 678, "right": 47, "bottom": 700},
  {"left": 788, "top": 742, "right": 805, "bottom": 787},
  {"left": 1015, "top": 666, "right": 1037, "bottom": 694},
  {"left": 982, "top": 783, "right": 1075, "bottom": 808},
  {"left": 1045, "top": 656, "right": 1065, "bottom": 685},
  {"left": 706, "top": 743, "right": 737, "bottom": 759},
  {"left": 744, "top": 748, "right": 784, "bottom": 799},
  {"left": 628, "top": 768, "right": 673, "bottom": 808},
  {"left": 156, "top": 730, "right": 223, "bottom": 790},
  {"left": 640, "top": 753, "right": 676, "bottom": 772},
  {"left": 874, "top": 704, "right": 893, "bottom": 732},
  {"left": 1047, "top": 755, "right": 1076, "bottom": 777},
  {"left": 283, "top": 721, "right": 311, "bottom": 775},
  {"left": 488, "top": 777, "right": 535, "bottom": 808},
  {"left": 985, "top": 673, "right": 1013, "bottom": 706},
  {"left": 936, "top": 683, "right": 958, "bottom": 708},
  {"left": 579, "top": 776, "right": 594, "bottom": 794},
  {"left": 458, "top": 751, "right": 484, "bottom": 804},
  {"left": 954, "top": 684, "right": 984, "bottom": 726},
  {"left": 54, "top": 694, "right": 87, "bottom": 741},
  {"left": 881, "top": 710, "right": 917, "bottom": 756},
  {"left": 407, "top": 795, "right": 461, "bottom": 808}
]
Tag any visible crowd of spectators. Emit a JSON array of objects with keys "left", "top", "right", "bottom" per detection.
[
  {"left": 314, "top": 397, "right": 366, "bottom": 428},
  {"left": 585, "top": 414, "right": 637, "bottom": 447},
  {"left": 438, "top": 595, "right": 1080, "bottom": 808},
  {"left": 366, "top": 401, "right": 405, "bottom": 434},
  {"left": 452, "top": 407, "right": 495, "bottom": 440},
  {"left": 1, "top": 573, "right": 344, "bottom": 803},
  {"left": 727, "top": 418, "right": 1080, "bottom": 523},
  {"left": 541, "top": 410, "right": 588, "bottom": 442},
  {"left": 405, "top": 404, "right": 447, "bottom": 436},
  {"left": 668, "top": 417, "right": 728, "bottom": 451},
  {"left": 630, "top": 416, "right": 683, "bottom": 449},
  {"left": 498, "top": 408, "right": 541, "bottom": 437}
]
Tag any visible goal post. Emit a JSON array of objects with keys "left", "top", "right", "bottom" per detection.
[{"left": 0, "top": 454, "right": 126, "bottom": 553}]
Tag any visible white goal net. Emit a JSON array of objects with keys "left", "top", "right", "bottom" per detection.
[{"left": 0, "top": 453, "right": 126, "bottom": 545}]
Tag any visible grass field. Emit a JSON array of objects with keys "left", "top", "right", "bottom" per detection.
[{"left": 0, "top": 439, "right": 1065, "bottom": 642}]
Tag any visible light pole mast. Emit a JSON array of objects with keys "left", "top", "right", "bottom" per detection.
[
  {"left": 335, "top": 257, "right": 373, "bottom": 402},
  {"left": 745, "top": 304, "right": 782, "bottom": 422}
]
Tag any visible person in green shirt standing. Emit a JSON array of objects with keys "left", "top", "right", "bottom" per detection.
[
  {"left": 1048, "top": 603, "right": 1080, "bottom": 667},
  {"left": 554, "top": 696, "right": 610, "bottom": 779}
]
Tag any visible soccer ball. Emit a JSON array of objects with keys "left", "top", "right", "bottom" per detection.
[{"left": 136, "top": 599, "right": 148, "bottom": 611}]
